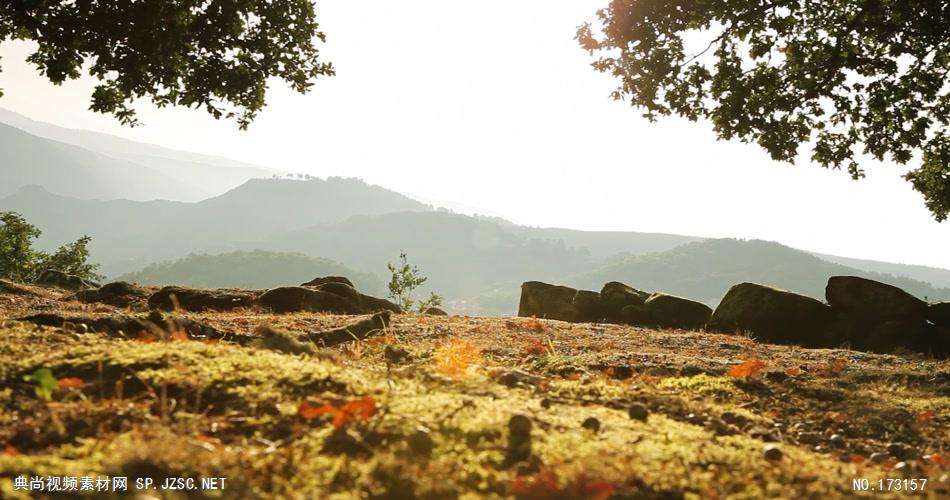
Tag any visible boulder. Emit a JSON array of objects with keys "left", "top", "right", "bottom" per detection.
[
  {"left": 600, "top": 281, "right": 649, "bottom": 320},
  {"left": 619, "top": 303, "right": 652, "bottom": 326},
  {"left": 148, "top": 286, "right": 257, "bottom": 312},
  {"left": 313, "top": 281, "right": 362, "bottom": 302},
  {"left": 707, "top": 283, "right": 834, "bottom": 347},
  {"left": 357, "top": 293, "right": 403, "bottom": 314},
  {"left": 259, "top": 286, "right": 361, "bottom": 314},
  {"left": 301, "top": 276, "right": 355, "bottom": 288},
  {"left": 573, "top": 290, "right": 605, "bottom": 323},
  {"left": 424, "top": 307, "right": 448, "bottom": 316},
  {"left": 643, "top": 293, "right": 712, "bottom": 330},
  {"left": 35, "top": 270, "right": 99, "bottom": 291},
  {"left": 825, "top": 276, "right": 927, "bottom": 322},
  {"left": 927, "top": 302, "right": 950, "bottom": 327},
  {"left": 518, "top": 281, "right": 577, "bottom": 321},
  {"left": 854, "top": 320, "right": 929, "bottom": 354},
  {"left": 76, "top": 281, "right": 150, "bottom": 308}
]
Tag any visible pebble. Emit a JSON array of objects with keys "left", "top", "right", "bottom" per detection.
[
  {"left": 407, "top": 429, "right": 435, "bottom": 457},
  {"left": 627, "top": 403, "right": 649, "bottom": 421},
  {"left": 763, "top": 444, "right": 783, "bottom": 461},
  {"left": 508, "top": 415, "right": 532, "bottom": 437},
  {"left": 829, "top": 434, "right": 846, "bottom": 447},
  {"left": 581, "top": 417, "right": 601, "bottom": 433},
  {"left": 869, "top": 452, "right": 889, "bottom": 464}
]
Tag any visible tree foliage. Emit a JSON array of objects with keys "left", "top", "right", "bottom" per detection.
[
  {"left": 578, "top": 0, "right": 950, "bottom": 220},
  {"left": 0, "top": 0, "right": 334, "bottom": 129},
  {"left": 0, "top": 211, "right": 102, "bottom": 283}
]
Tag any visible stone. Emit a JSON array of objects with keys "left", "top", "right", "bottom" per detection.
[
  {"left": 518, "top": 281, "right": 578, "bottom": 321},
  {"left": 643, "top": 292, "right": 713, "bottom": 330},
  {"left": 148, "top": 286, "right": 257, "bottom": 312},
  {"left": 407, "top": 428, "right": 435, "bottom": 457},
  {"left": 581, "top": 417, "right": 601, "bottom": 432},
  {"left": 76, "top": 281, "right": 150, "bottom": 308},
  {"left": 826, "top": 276, "right": 927, "bottom": 322},
  {"left": 855, "top": 320, "right": 929, "bottom": 354},
  {"left": 300, "top": 276, "right": 355, "bottom": 288},
  {"left": 707, "top": 282, "right": 834, "bottom": 347},
  {"left": 357, "top": 293, "right": 403, "bottom": 314},
  {"left": 572, "top": 289, "right": 605, "bottom": 323},
  {"left": 424, "top": 307, "right": 448, "bottom": 316},
  {"left": 927, "top": 302, "right": 950, "bottom": 327},
  {"left": 35, "top": 269, "right": 99, "bottom": 291},
  {"left": 258, "top": 286, "right": 361, "bottom": 314},
  {"left": 619, "top": 303, "right": 652, "bottom": 326},
  {"left": 600, "top": 281, "right": 649, "bottom": 320},
  {"left": 627, "top": 403, "right": 649, "bottom": 421},
  {"left": 763, "top": 444, "right": 783, "bottom": 461}
]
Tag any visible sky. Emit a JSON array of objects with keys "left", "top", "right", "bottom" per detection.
[{"left": 0, "top": 0, "right": 948, "bottom": 269}]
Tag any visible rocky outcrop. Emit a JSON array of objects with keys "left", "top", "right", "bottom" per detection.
[
  {"left": 707, "top": 283, "right": 834, "bottom": 347},
  {"left": 826, "top": 276, "right": 927, "bottom": 322},
  {"left": 76, "top": 281, "right": 150, "bottom": 308},
  {"left": 259, "top": 286, "right": 401, "bottom": 314},
  {"left": 148, "top": 286, "right": 258, "bottom": 312},
  {"left": 643, "top": 293, "right": 712, "bottom": 330},
  {"left": 301, "top": 276, "right": 355, "bottom": 288},
  {"left": 600, "top": 282, "right": 648, "bottom": 322},
  {"left": 518, "top": 281, "right": 578, "bottom": 321},
  {"left": 424, "top": 307, "right": 448, "bottom": 316},
  {"left": 35, "top": 270, "right": 99, "bottom": 291},
  {"left": 927, "top": 302, "right": 950, "bottom": 327},
  {"left": 573, "top": 289, "right": 605, "bottom": 323}
]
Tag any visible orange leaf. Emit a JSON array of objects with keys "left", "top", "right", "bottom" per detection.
[
  {"left": 170, "top": 331, "right": 190, "bottom": 341},
  {"left": 523, "top": 336, "right": 550, "bottom": 355},
  {"left": 917, "top": 409, "right": 935, "bottom": 424},
  {"left": 727, "top": 359, "right": 766, "bottom": 378},
  {"left": 3, "top": 445, "right": 18, "bottom": 456},
  {"left": 57, "top": 377, "right": 86, "bottom": 390},
  {"left": 784, "top": 367, "right": 801, "bottom": 376},
  {"left": 850, "top": 454, "right": 866, "bottom": 464},
  {"left": 298, "top": 396, "right": 378, "bottom": 429},
  {"left": 831, "top": 358, "right": 848, "bottom": 371},
  {"left": 434, "top": 338, "right": 482, "bottom": 378},
  {"left": 135, "top": 331, "right": 155, "bottom": 343},
  {"left": 925, "top": 453, "right": 949, "bottom": 466},
  {"left": 298, "top": 400, "right": 336, "bottom": 420}
]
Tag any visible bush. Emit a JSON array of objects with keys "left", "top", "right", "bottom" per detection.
[
  {"left": 386, "top": 251, "right": 442, "bottom": 313},
  {"left": 0, "top": 211, "right": 103, "bottom": 283}
]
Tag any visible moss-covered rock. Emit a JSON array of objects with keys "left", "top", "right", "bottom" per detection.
[
  {"left": 644, "top": 292, "right": 713, "bottom": 330},
  {"left": 707, "top": 282, "right": 833, "bottom": 347}
]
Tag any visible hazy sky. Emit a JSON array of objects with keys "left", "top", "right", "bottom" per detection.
[{"left": 1, "top": 1, "right": 948, "bottom": 268}]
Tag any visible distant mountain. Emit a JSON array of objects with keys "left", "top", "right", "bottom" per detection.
[
  {"left": 0, "top": 178, "right": 431, "bottom": 276},
  {"left": 813, "top": 252, "right": 950, "bottom": 290},
  {"left": 0, "top": 108, "right": 282, "bottom": 200},
  {"left": 572, "top": 239, "right": 950, "bottom": 305},
  {"left": 118, "top": 250, "right": 382, "bottom": 293},
  {"left": 0, "top": 122, "right": 207, "bottom": 201}
]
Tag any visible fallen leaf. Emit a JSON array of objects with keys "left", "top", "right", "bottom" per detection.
[
  {"left": 728, "top": 359, "right": 766, "bottom": 378},
  {"left": 57, "top": 377, "right": 86, "bottom": 390}
]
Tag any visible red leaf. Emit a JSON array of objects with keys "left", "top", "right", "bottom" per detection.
[
  {"left": 728, "top": 359, "right": 766, "bottom": 378},
  {"left": 57, "top": 377, "right": 86, "bottom": 390},
  {"left": 784, "top": 367, "right": 801, "bottom": 376}
]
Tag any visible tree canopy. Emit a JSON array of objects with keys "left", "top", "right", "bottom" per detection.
[
  {"left": 0, "top": 0, "right": 334, "bottom": 129},
  {"left": 0, "top": 211, "right": 102, "bottom": 283},
  {"left": 578, "top": 0, "right": 950, "bottom": 220}
]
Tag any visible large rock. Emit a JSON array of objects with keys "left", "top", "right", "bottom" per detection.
[
  {"left": 643, "top": 293, "right": 712, "bottom": 330},
  {"left": 35, "top": 270, "right": 99, "bottom": 291},
  {"left": 76, "top": 281, "right": 150, "bottom": 308},
  {"left": 518, "top": 281, "right": 577, "bottom": 321},
  {"left": 854, "top": 320, "right": 929, "bottom": 354},
  {"left": 148, "top": 286, "right": 257, "bottom": 312},
  {"left": 259, "top": 286, "right": 361, "bottom": 314},
  {"left": 826, "top": 276, "right": 927, "bottom": 322},
  {"left": 573, "top": 289, "right": 606, "bottom": 323},
  {"left": 927, "top": 302, "right": 950, "bottom": 327},
  {"left": 301, "top": 276, "right": 355, "bottom": 288},
  {"left": 357, "top": 293, "right": 402, "bottom": 314},
  {"left": 707, "top": 283, "right": 834, "bottom": 347},
  {"left": 600, "top": 281, "right": 649, "bottom": 321}
]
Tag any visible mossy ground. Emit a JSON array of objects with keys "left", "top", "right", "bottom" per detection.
[{"left": 0, "top": 285, "right": 948, "bottom": 498}]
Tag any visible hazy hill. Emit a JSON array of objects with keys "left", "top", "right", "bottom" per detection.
[
  {"left": 814, "top": 252, "right": 950, "bottom": 289},
  {"left": 265, "top": 211, "right": 593, "bottom": 313},
  {"left": 0, "top": 122, "right": 207, "bottom": 201},
  {"left": 572, "top": 239, "right": 950, "bottom": 305},
  {"left": 117, "top": 250, "right": 382, "bottom": 293},
  {"left": 0, "top": 108, "right": 281, "bottom": 199},
  {"left": 0, "top": 178, "right": 431, "bottom": 276}
]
